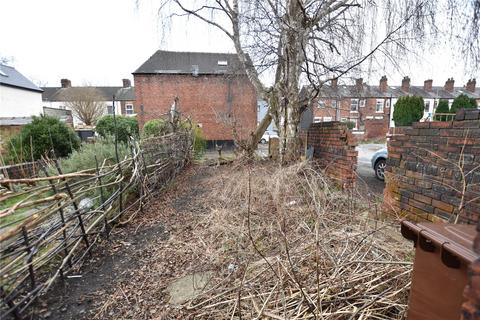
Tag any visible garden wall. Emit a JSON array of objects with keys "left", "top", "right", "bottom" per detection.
[
  {"left": 384, "top": 109, "right": 480, "bottom": 223},
  {"left": 302, "top": 122, "right": 358, "bottom": 188}
]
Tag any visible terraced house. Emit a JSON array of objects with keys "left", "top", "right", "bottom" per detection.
[
  {"left": 307, "top": 76, "right": 479, "bottom": 140},
  {"left": 42, "top": 78, "right": 135, "bottom": 127}
]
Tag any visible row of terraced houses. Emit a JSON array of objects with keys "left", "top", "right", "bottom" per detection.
[{"left": 2, "top": 51, "right": 479, "bottom": 144}]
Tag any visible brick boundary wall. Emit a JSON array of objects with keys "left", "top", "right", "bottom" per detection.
[
  {"left": 383, "top": 109, "right": 480, "bottom": 224},
  {"left": 301, "top": 122, "right": 358, "bottom": 189}
]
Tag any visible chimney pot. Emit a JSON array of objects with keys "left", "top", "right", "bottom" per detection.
[
  {"left": 444, "top": 77, "right": 455, "bottom": 92},
  {"left": 355, "top": 78, "right": 363, "bottom": 91},
  {"left": 61, "top": 78, "right": 71, "bottom": 88},
  {"left": 122, "top": 79, "right": 131, "bottom": 88},
  {"left": 424, "top": 79, "right": 433, "bottom": 92},
  {"left": 379, "top": 75, "right": 388, "bottom": 93},
  {"left": 466, "top": 78, "right": 476, "bottom": 93},
  {"left": 401, "top": 76, "right": 410, "bottom": 92},
  {"left": 331, "top": 78, "right": 338, "bottom": 89}
]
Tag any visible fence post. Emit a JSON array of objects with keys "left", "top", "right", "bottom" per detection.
[
  {"left": 53, "top": 159, "right": 92, "bottom": 257},
  {"left": 21, "top": 227, "right": 35, "bottom": 291},
  {"left": 41, "top": 166, "right": 72, "bottom": 270},
  {"left": 94, "top": 156, "right": 109, "bottom": 238}
]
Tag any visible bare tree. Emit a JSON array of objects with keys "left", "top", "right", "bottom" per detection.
[
  {"left": 60, "top": 87, "right": 107, "bottom": 126},
  {"left": 155, "top": 0, "right": 480, "bottom": 161}
]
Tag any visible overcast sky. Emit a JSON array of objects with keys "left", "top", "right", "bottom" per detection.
[{"left": 1, "top": 0, "right": 478, "bottom": 88}]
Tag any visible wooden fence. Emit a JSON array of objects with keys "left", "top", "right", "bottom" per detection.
[{"left": 0, "top": 132, "right": 193, "bottom": 319}]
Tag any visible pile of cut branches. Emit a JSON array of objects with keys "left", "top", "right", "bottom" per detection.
[{"left": 180, "top": 162, "right": 412, "bottom": 319}]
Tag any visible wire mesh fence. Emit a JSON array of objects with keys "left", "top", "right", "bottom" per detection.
[{"left": 0, "top": 131, "right": 193, "bottom": 319}]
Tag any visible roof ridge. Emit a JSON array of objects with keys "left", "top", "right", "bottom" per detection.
[{"left": 154, "top": 49, "right": 237, "bottom": 55}]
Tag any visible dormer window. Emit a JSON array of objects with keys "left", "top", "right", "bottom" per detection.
[{"left": 218, "top": 60, "right": 228, "bottom": 66}]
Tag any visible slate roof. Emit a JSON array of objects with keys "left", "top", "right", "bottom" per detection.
[
  {"left": 41, "top": 86, "right": 132, "bottom": 102},
  {"left": 313, "top": 83, "right": 480, "bottom": 100},
  {"left": 115, "top": 87, "right": 135, "bottom": 101},
  {"left": 0, "top": 64, "right": 43, "bottom": 92},
  {"left": 133, "top": 50, "right": 245, "bottom": 75}
]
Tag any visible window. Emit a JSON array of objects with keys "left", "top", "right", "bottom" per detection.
[
  {"left": 375, "top": 99, "right": 384, "bottom": 113},
  {"left": 126, "top": 104, "right": 134, "bottom": 115},
  {"left": 350, "top": 99, "right": 359, "bottom": 112},
  {"left": 107, "top": 105, "right": 114, "bottom": 114},
  {"left": 58, "top": 105, "right": 66, "bottom": 110},
  {"left": 359, "top": 99, "right": 366, "bottom": 108},
  {"left": 424, "top": 101, "right": 430, "bottom": 112},
  {"left": 386, "top": 99, "right": 391, "bottom": 108},
  {"left": 314, "top": 117, "right": 322, "bottom": 123},
  {"left": 323, "top": 116, "right": 333, "bottom": 122},
  {"left": 318, "top": 99, "right": 325, "bottom": 108}
]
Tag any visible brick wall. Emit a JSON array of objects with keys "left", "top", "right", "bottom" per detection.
[
  {"left": 303, "top": 122, "right": 358, "bottom": 188},
  {"left": 134, "top": 74, "right": 257, "bottom": 141},
  {"left": 384, "top": 110, "right": 480, "bottom": 223}
]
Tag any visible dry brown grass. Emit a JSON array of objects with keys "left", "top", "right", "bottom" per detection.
[{"left": 175, "top": 162, "right": 413, "bottom": 319}]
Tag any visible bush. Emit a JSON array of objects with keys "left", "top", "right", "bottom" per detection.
[
  {"left": 343, "top": 121, "right": 356, "bottom": 130},
  {"left": 450, "top": 94, "right": 477, "bottom": 113},
  {"left": 95, "top": 115, "right": 139, "bottom": 143},
  {"left": 5, "top": 115, "right": 80, "bottom": 163},
  {"left": 392, "top": 96, "right": 424, "bottom": 126},
  {"left": 433, "top": 100, "right": 451, "bottom": 121},
  {"left": 143, "top": 119, "right": 170, "bottom": 138},
  {"left": 192, "top": 125, "right": 207, "bottom": 158},
  {"left": 54, "top": 138, "right": 130, "bottom": 173}
]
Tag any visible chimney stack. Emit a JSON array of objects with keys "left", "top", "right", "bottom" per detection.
[
  {"left": 466, "top": 78, "right": 476, "bottom": 93},
  {"left": 424, "top": 79, "right": 433, "bottom": 92},
  {"left": 355, "top": 78, "right": 363, "bottom": 91},
  {"left": 444, "top": 78, "right": 455, "bottom": 92},
  {"left": 379, "top": 75, "right": 388, "bottom": 93},
  {"left": 331, "top": 78, "right": 338, "bottom": 90},
  {"left": 122, "top": 79, "right": 131, "bottom": 88},
  {"left": 401, "top": 76, "right": 410, "bottom": 92},
  {"left": 61, "top": 78, "right": 71, "bottom": 88}
]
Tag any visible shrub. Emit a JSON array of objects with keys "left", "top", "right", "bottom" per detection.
[
  {"left": 143, "top": 119, "right": 170, "bottom": 138},
  {"left": 95, "top": 115, "right": 139, "bottom": 143},
  {"left": 192, "top": 125, "right": 207, "bottom": 158},
  {"left": 450, "top": 94, "right": 477, "bottom": 113},
  {"left": 54, "top": 138, "right": 130, "bottom": 173},
  {"left": 5, "top": 115, "right": 80, "bottom": 163},
  {"left": 392, "top": 96, "right": 424, "bottom": 126},
  {"left": 434, "top": 100, "right": 451, "bottom": 121},
  {"left": 343, "top": 121, "right": 356, "bottom": 130}
]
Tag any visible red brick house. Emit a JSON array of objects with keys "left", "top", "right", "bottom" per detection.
[
  {"left": 133, "top": 50, "right": 257, "bottom": 143},
  {"left": 306, "top": 76, "right": 479, "bottom": 140}
]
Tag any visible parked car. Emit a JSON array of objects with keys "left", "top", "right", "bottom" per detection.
[
  {"left": 260, "top": 130, "right": 279, "bottom": 144},
  {"left": 371, "top": 148, "right": 387, "bottom": 181}
]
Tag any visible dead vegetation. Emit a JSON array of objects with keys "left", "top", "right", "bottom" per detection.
[{"left": 90, "top": 162, "right": 412, "bottom": 319}]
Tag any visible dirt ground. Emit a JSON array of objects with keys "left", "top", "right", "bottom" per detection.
[
  {"left": 33, "top": 160, "right": 407, "bottom": 320},
  {"left": 36, "top": 165, "right": 216, "bottom": 319}
]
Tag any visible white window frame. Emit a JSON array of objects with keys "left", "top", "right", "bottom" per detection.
[
  {"left": 318, "top": 99, "right": 325, "bottom": 108},
  {"left": 375, "top": 99, "right": 384, "bottom": 113},
  {"left": 323, "top": 116, "right": 333, "bottom": 122},
  {"left": 350, "top": 99, "right": 359, "bottom": 112},
  {"left": 107, "top": 105, "right": 114, "bottom": 115},
  {"left": 126, "top": 104, "right": 134, "bottom": 115},
  {"left": 313, "top": 117, "right": 322, "bottom": 123},
  {"left": 359, "top": 99, "right": 366, "bottom": 108}
]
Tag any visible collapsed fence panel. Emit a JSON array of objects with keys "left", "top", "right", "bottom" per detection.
[
  {"left": 383, "top": 110, "right": 480, "bottom": 224},
  {"left": 0, "top": 132, "right": 193, "bottom": 318}
]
